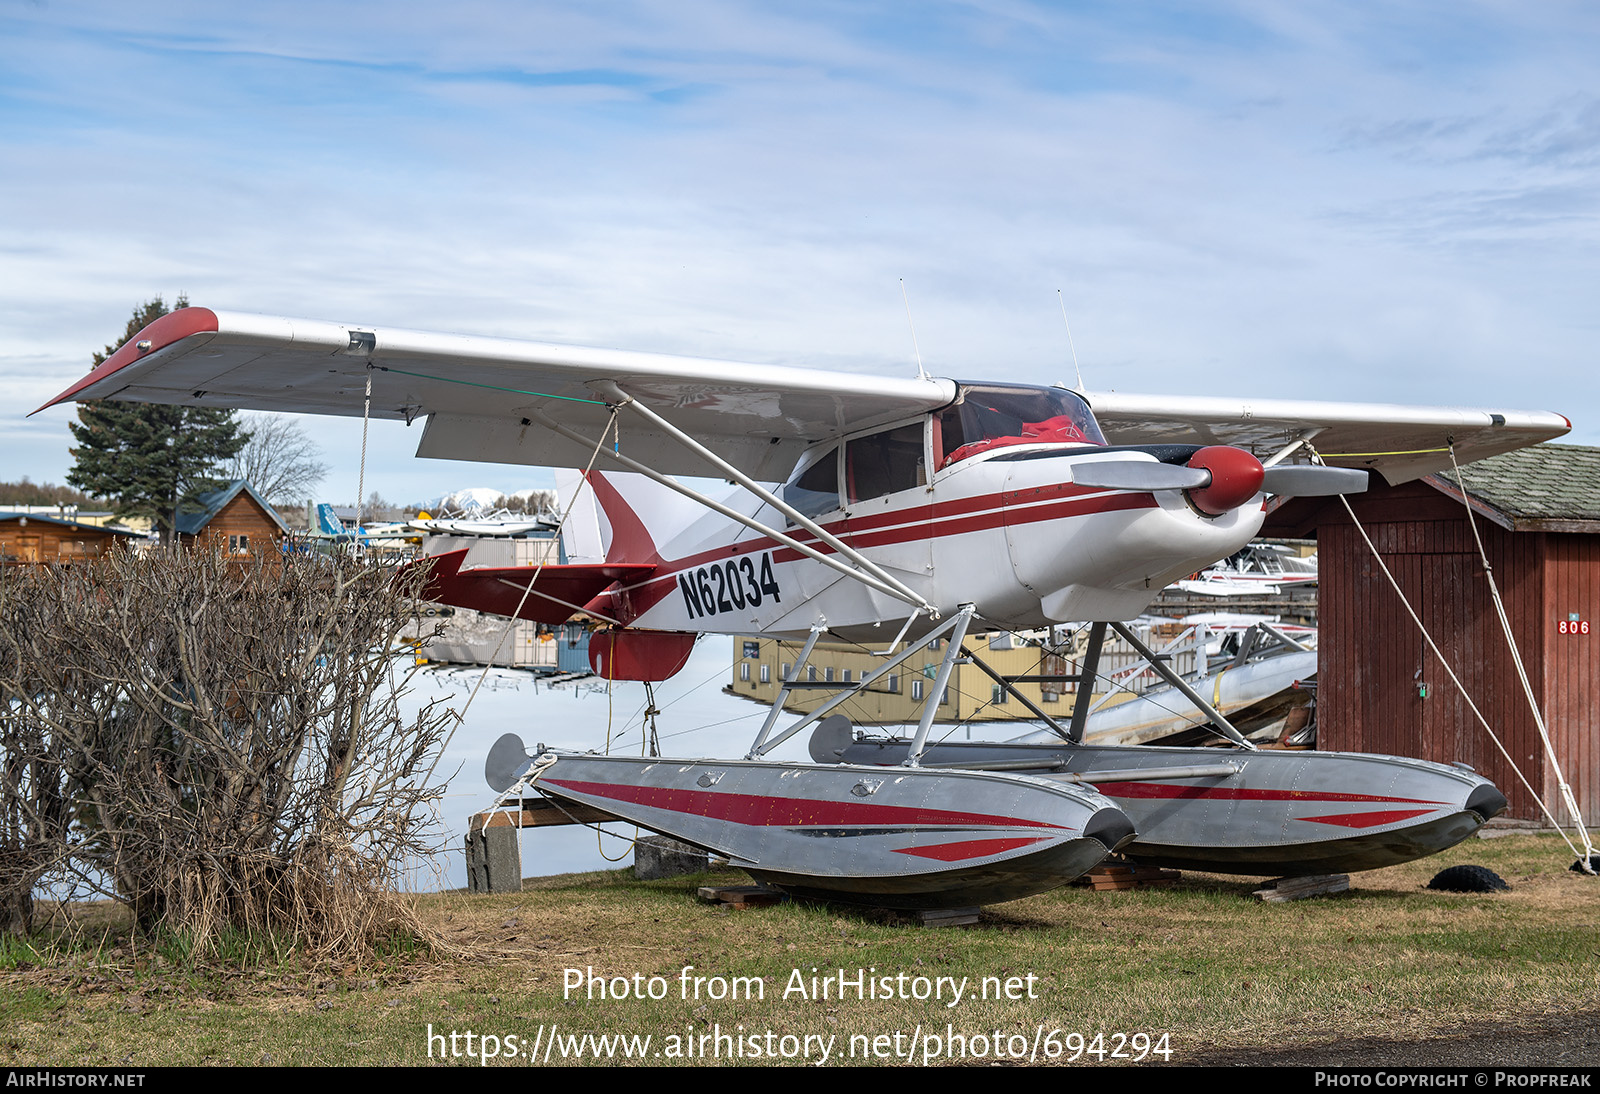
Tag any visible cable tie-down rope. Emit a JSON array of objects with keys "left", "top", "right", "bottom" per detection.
[
  {"left": 469, "top": 752, "right": 561, "bottom": 837},
  {"left": 355, "top": 367, "right": 373, "bottom": 550},
  {"left": 444, "top": 405, "right": 619, "bottom": 745},
  {"left": 1442, "top": 445, "right": 1595, "bottom": 872},
  {"left": 1306, "top": 442, "right": 1588, "bottom": 863},
  {"left": 418, "top": 405, "right": 622, "bottom": 868},
  {"left": 482, "top": 752, "right": 638, "bottom": 858},
  {"left": 593, "top": 616, "right": 640, "bottom": 863}
]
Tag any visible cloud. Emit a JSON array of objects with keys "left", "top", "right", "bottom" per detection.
[{"left": 5, "top": 0, "right": 1597, "bottom": 508}]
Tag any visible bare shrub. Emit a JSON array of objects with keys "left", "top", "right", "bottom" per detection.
[
  {"left": 0, "top": 579, "right": 76, "bottom": 937},
  {"left": 0, "top": 551, "right": 452, "bottom": 956}
]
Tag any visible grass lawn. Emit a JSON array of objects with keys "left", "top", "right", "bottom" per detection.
[{"left": 2, "top": 832, "right": 1596, "bottom": 1066}]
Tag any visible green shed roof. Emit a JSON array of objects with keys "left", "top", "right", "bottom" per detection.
[{"left": 1429, "top": 443, "right": 1600, "bottom": 531}]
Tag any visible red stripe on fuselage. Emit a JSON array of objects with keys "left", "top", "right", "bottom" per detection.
[
  {"left": 599, "top": 485, "right": 1159, "bottom": 622},
  {"left": 543, "top": 778, "right": 1072, "bottom": 830},
  {"left": 789, "top": 489, "right": 1153, "bottom": 559},
  {"left": 777, "top": 478, "right": 1142, "bottom": 544}
]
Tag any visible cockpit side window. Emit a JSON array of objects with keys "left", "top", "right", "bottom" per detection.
[
  {"left": 782, "top": 444, "right": 840, "bottom": 520},
  {"left": 846, "top": 423, "right": 926, "bottom": 504},
  {"left": 937, "top": 383, "right": 1106, "bottom": 469}
]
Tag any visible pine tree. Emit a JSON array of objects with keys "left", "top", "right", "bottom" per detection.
[{"left": 67, "top": 296, "right": 249, "bottom": 544}]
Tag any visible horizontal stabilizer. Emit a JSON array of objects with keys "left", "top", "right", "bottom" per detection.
[{"left": 405, "top": 549, "right": 655, "bottom": 624}]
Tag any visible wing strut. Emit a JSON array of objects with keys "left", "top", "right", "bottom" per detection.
[
  {"left": 743, "top": 605, "right": 976, "bottom": 764},
  {"left": 527, "top": 404, "right": 934, "bottom": 611},
  {"left": 1262, "top": 428, "right": 1325, "bottom": 467},
  {"left": 529, "top": 408, "right": 917, "bottom": 605},
  {"left": 1107, "top": 622, "right": 1257, "bottom": 750},
  {"left": 590, "top": 381, "right": 933, "bottom": 612}
]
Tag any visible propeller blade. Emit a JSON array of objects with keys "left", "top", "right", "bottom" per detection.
[
  {"left": 1071, "top": 461, "right": 1210, "bottom": 491},
  {"left": 1260, "top": 465, "right": 1369, "bottom": 497}
]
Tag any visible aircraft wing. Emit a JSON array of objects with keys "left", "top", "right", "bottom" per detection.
[
  {"left": 1084, "top": 391, "right": 1571, "bottom": 484},
  {"left": 36, "top": 308, "right": 955, "bottom": 481},
  {"left": 38, "top": 307, "right": 1569, "bottom": 484}
]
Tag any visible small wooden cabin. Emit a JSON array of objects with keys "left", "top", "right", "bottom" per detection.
[
  {"left": 1265, "top": 443, "right": 1600, "bottom": 825},
  {"left": 0, "top": 512, "right": 144, "bottom": 563},
  {"left": 175, "top": 480, "right": 289, "bottom": 558}
]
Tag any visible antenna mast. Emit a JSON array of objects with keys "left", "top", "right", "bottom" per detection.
[
  {"left": 1058, "top": 289, "right": 1085, "bottom": 392},
  {"left": 901, "top": 279, "right": 929, "bottom": 382}
]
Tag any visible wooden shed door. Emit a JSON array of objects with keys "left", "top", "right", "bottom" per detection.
[{"left": 1419, "top": 554, "right": 1478, "bottom": 766}]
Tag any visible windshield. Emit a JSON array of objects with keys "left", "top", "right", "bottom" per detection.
[
  {"left": 781, "top": 444, "right": 839, "bottom": 520},
  {"left": 936, "top": 383, "right": 1106, "bottom": 468}
]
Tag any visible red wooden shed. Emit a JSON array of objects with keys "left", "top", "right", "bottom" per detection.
[{"left": 1265, "top": 443, "right": 1599, "bottom": 826}]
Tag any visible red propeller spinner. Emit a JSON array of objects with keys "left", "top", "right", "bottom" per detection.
[{"left": 1185, "top": 446, "right": 1266, "bottom": 517}]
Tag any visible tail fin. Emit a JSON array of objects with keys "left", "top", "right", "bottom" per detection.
[
  {"left": 316, "top": 503, "right": 344, "bottom": 536},
  {"left": 554, "top": 469, "right": 605, "bottom": 564},
  {"left": 554, "top": 469, "right": 713, "bottom": 566},
  {"left": 403, "top": 548, "right": 655, "bottom": 625}
]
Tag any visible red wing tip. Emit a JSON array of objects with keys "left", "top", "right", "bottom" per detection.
[{"left": 32, "top": 306, "right": 220, "bottom": 415}]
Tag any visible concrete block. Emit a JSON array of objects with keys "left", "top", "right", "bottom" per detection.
[
  {"left": 634, "top": 835, "right": 708, "bottom": 880},
  {"left": 465, "top": 824, "right": 522, "bottom": 893}
]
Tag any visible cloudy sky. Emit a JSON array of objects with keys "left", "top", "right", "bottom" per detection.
[{"left": 3, "top": 1, "right": 1597, "bottom": 507}]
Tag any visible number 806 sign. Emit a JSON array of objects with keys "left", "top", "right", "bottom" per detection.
[{"left": 1558, "top": 619, "right": 1590, "bottom": 635}]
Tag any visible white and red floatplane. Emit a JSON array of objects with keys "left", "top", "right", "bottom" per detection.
[{"left": 40, "top": 308, "right": 1565, "bottom": 908}]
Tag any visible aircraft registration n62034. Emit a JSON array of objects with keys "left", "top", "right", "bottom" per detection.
[
  {"left": 676, "top": 551, "right": 783, "bottom": 620},
  {"left": 38, "top": 306, "right": 1567, "bottom": 907}
]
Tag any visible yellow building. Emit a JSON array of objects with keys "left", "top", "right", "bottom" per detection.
[{"left": 728, "top": 629, "right": 1194, "bottom": 726}]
